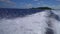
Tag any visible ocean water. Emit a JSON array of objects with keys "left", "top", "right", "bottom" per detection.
[
  {"left": 0, "top": 9, "right": 60, "bottom": 34},
  {"left": 0, "top": 9, "right": 43, "bottom": 18}
]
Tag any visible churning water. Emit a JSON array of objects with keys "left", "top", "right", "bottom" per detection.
[{"left": 0, "top": 9, "right": 60, "bottom": 34}]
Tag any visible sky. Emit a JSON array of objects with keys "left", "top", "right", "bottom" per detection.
[{"left": 0, "top": 0, "right": 60, "bottom": 9}]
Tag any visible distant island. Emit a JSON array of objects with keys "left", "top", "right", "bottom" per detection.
[
  {"left": 0, "top": 7, "right": 53, "bottom": 10},
  {"left": 31, "top": 7, "right": 52, "bottom": 10}
]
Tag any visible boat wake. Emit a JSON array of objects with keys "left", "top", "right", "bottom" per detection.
[{"left": 0, "top": 10, "right": 60, "bottom": 34}]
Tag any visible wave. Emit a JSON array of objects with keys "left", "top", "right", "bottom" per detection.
[{"left": 0, "top": 10, "right": 60, "bottom": 34}]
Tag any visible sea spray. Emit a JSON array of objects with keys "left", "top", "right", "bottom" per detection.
[
  {"left": 50, "top": 10, "right": 60, "bottom": 34},
  {"left": 0, "top": 10, "right": 60, "bottom": 34},
  {"left": 0, "top": 10, "right": 49, "bottom": 34}
]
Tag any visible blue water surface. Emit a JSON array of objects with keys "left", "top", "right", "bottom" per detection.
[{"left": 0, "top": 8, "right": 43, "bottom": 19}]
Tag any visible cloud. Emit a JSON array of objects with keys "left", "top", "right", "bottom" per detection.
[
  {"left": 0, "top": 0, "right": 10, "bottom": 2},
  {"left": 40, "top": 4, "right": 60, "bottom": 9},
  {"left": 55, "top": 0, "right": 60, "bottom": 1},
  {"left": 53, "top": 5, "right": 60, "bottom": 9},
  {"left": 37, "top": 3, "right": 40, "bottom": 5},
  {"left": 33, "top": 0, "right": 39, "bottom": 1},
  {"left": 20, "top": 3, "right": 33, "bottom": 9},
  {"left": 0, "top": 0, "right": 16, "bottom": 8},
  {"left": 0, "top": 0, "right": 16, "bottom": 5},
  {"left": 26, "top": 4, "right": 32, "bottom": 8}
]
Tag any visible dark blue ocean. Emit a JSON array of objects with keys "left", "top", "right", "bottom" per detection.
[{"left": 0, "top": 8, "right": 44, "bottom": 18}]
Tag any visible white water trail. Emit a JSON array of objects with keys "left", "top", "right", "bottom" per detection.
[
  {"left": 0, "top": 10, "right": 60, "bottom": 34},
  {"left": 51, "top": 10, "right": 60, "bottom": 34}
]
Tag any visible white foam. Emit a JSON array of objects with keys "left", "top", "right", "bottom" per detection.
[
  {"left": 0, "top": 10, "right": 49, "bottom": 34},
  {"left": 51, "top": 10, "right": 60, "bottom": 34},
  {"left": 0, "top": 10, "right": 60, "bottom": 34}
]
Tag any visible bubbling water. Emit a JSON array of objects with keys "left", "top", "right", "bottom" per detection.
[{"left": 0, "top": 10, "right": 60, "bottom": 34}]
